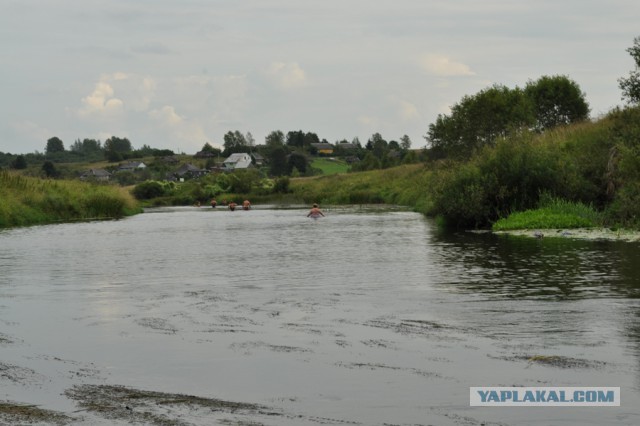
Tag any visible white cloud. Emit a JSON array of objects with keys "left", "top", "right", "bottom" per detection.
[
  {"left": 266, "top": 61, "right": 307, "bottom": 89},
  {"left": 149, "top": 105, "right": 208, "bottom": 146},
  {"left": 78, "top": 81, "right": 124, "bottom": 117},
  {"left": 149, "top": 105, "right": 183, "bottom": 126},
  {"left": 420, "top": 54, "right": 475, "bottom": 77},
  {"left": 77, "top": 73, "right": 156, "bottom": 117}
]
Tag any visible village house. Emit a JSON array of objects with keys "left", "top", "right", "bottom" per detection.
[
  {"left": 223, "top": 153, "right": 253, "bottom": 170},
  {"left": 79, "top": 169, "right": 111, "bottom": 182},
  {"left": 251, "top": 153, "right": 265, "bottom": 166},
  {"left": 173, "top": 163, "right": 209, "bottom": 180},
  {"left": 310, "top": 142, "right": 334, "bottom": 155},
  {"left": 118, "top": 161, "right": 147, "bottom": 172}
]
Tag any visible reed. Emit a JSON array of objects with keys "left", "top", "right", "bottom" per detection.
[{"left": 0, "top": 170, "right": 140, "bottom": 228}]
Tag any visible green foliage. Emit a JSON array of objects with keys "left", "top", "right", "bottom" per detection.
[
  {"left": 427, "top": 161, "right": 492, "bottom": 227},
  {"left": 45, "top": 137, "right": 65, "bottom": 154},
  {"left": 272, "top": 176, "right": 290, "bottom": 193},
  {"left": 0, "top": 170, "right": 139, "bottom": 228},
  {"left": 104, "top": 136, "right": 132, "bottom": 162},
  {"left": 42, "top": 161, "right": 58, "bottom": 178},
  {"left": 226, "top": 169, "right": 260, "bottom": 193},
  {"left": 427, "top": 84, "right": 533, "bottom": 159},
  {"left": 492, "top": 210, "right": 594, "bottom": 230},
  {"left": 10, "top": 155, "right": 27, "bottom": 169},
  {"left": 426, "top": 77, "right": 590, "bottom": 159},
  {"left": 310, "top": 158, "right": 349, "bottom": 175},
  {"left": 222, "top": 130, "right": 248, "bottom": 155},
  {"left": 287, "top": 152, "right": 309, "bottom": 175},
  {"left": 619, "top": 36, "right": 640, "bottom": 105},
  {"left": 133, "top": 180, "right": 166, "bottom": 200},
  {"left": 525, "top": 75, "right": 590, "bottom": 131},
  {"left": 269, "top": 146, "right": 288, "bottom": 176},
  {"left": 493, "top": 195, "right": 602, "bottom": 230}
]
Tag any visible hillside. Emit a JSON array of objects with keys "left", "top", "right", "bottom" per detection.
[{"left": 291, "top": 106, "right": 640, "bottom": 229}]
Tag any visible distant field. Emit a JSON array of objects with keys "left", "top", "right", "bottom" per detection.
[{"left": 311, "top": 158, "right": 350, "bottom": 175}]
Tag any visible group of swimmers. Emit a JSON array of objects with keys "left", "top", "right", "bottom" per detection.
[
  {"left": 209, "top": 199, "right": 251, "bottom": 211},
  {"left": 199, "top": 198, "right": 324, "bottom": 217}
]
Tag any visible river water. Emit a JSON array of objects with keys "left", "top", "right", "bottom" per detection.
[{"left": 0, "top": 205, "right": 639, "bottom": 425}]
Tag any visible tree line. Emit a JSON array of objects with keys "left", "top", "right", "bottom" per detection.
[{"left": 4, "top": 36, "right": 640, "bottom": 180}]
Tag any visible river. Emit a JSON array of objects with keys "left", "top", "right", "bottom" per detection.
[{"left": 0, "top": 205, "right": 639, "bottom": 425}]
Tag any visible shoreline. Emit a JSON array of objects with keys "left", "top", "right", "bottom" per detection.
[{"left": 492, "top": 227, "right": 640, "bottom": 242}]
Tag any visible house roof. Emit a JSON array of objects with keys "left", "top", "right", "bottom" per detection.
[
  {"left": 310, "top": 143, "right": 334, "bottom": 150},
  {"left": 176, "top": 163, "right": 207, "bottom": 176},
  {"left": 81, "top": 168, "right": 111, "bottom": 177},
  {"left": 119, "top": 161, "right": 146, "bottom": 170},
  {"left": 337, "top": 143, "right": 357, "bottom": 150},
  {"left": 223, "top": 153, "right": 253, "bottom": 169}
]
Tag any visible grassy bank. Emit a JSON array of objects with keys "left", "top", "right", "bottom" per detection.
[
  {"left": 117, "top": 105, "right": 640, "bottom": 232},
  {"left": 492, "top": 196, "right": 603, "bottom": 230},
  {"left": 289, "top": 163, "right": 433, "bottom": 210},
  {"left": 288, "top": 106, "right": 640, "bottom": 230},
  {"left": 0, "top": 170, "right": 141, "bottom": 228}
]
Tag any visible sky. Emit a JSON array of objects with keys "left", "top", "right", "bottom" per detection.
[{"left": 1, "top": 0, "right": 639, "bottom": 155}]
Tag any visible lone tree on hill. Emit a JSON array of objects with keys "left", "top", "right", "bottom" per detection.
[
  {"left": 619, "top": 36, "right": 640, "bottom": 105},
  {"left": 45, "top": 137, "right": 65, "bottom": 154}
]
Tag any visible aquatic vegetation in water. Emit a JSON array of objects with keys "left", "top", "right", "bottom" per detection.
[{"left": 0, "top": 402, "right": 73, "bottom": 425}]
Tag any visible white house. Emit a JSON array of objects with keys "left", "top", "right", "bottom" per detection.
[
  {"left": 223, "top": 153, "right": 253, "bottom": 170},
  {"left": 118, "top": 161, "right": 147, "bottom": 171}
]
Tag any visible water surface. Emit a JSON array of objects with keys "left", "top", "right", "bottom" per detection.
[{"left": 1, "top": 206, "right": 639, "bottom": 424}]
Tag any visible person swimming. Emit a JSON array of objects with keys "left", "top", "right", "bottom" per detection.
[{"left": 307, "top": 203, "right": 325, "bottom": 218}]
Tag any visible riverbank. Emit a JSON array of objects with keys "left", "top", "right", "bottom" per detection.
[
  {"left": 0, "top": 170, "right": 141, "bottom": 228},
  {"left": 493, "top": 227, "right": 640, "bottom": 242}
]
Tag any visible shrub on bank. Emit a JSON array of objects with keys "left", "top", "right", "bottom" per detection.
[
  {"left": 0, "top": 170, "right": 140, "bottom": 228},
  {"left": 493, "top": 195, "right": 602, "bottom": 230}
]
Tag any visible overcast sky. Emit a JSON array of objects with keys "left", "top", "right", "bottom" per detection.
[{"left": 1, "top": 0, "right": 639, "bottom": 154}]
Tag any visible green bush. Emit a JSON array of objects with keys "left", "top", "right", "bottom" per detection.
[
  {"left": 132, "top": 180, "right": 165, "bottom": 200},
  {"left": 493, "top": 194, "right": 602, "bottom": 230},
  {"left": 272, "top": 176, "right": 290, "bottom": 193}
]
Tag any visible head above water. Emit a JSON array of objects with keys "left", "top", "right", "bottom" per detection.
[{"left": 313, "top": 203, "right": 318, "bottom": 208}]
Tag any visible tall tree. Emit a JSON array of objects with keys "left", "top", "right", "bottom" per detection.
[
  {"left": 245, "top": 132, "right": 255, "bottom": 147},
  {"left": 368, "top": 133, "right": 388, "bottom": 159},
  {"left": 287, "top": 152, "right": 308, "bottom": 175},
  {"left": 286, "top": 130, "right": 305, "bottom": 148},
  {"left": 269, "top": 146, "right": 288, "bottom": 176},
  {"left": 619, "top": 36, "right": 640, "bottom": 105},
  {"left": 200, "top": 142, "right": 218, "bottom": 154},
  {"left": 399, "top": 135, "right": 412, "bottom": 150},
  {"left": 525, "top": 75, "right": 590, "bottom": 131},
  {"left": 426, "top": 84, "right": 534, "bottom": 158},
  {"left": 10, "top": 155, "right": 27, "bottom": 169},
  {"left": 265, "top": 130, "right": 285, "bottom": 147},
  {"left": 222, "top": 130, "right": 248, "bottom": 155},
  {"left": 45, "top": 137, "right": 65, "bottom": 154},
  {"left": 104, "top": 136, "right": 132, "bottom": 161}
]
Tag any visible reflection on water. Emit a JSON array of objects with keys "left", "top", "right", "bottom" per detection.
[
  {"left": 0, "top": 206, "right": 639, "bottom": 425},
  {"left": 430, "top": 229, "right": 640, "bottom": 300}
]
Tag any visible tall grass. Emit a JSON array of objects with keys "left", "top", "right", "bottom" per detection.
[
  {"left": 0, "top": 170, "right": 140, "bottom": 228},
  {"left": 289, "top": 163, "right": 430, "bottom": 207},
  {"left": 492, "top": 194, "right": 603, "bottom": 230},
  {"left": 288, "top": 106, "right": 640, "bottom": 230}
]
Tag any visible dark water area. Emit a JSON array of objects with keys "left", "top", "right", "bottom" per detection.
[{"left": 0, "top": 206, "right": 639, "bottom": 425}]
